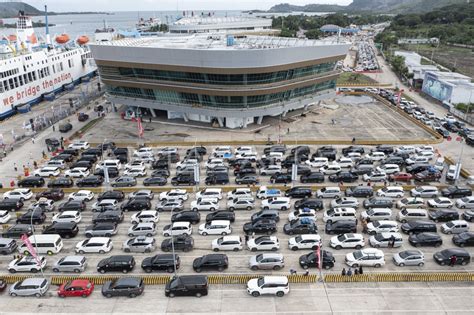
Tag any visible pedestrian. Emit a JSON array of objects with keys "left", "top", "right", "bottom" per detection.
[
  {"left": 149, "top": 116, "right": 152, "bottom": 123},
  {"left": 42, "top": 151, "right": 47, "bottom": 159},
  {"left": 367, "top": 181, "right": 371, "bottom": 187},
  {"left": 359, "top": 266, "right": 363, "bottom": 275},
  {"left": 449, "top": 255, "right": 457, "bottom": 267},
  {"left": 31, "top": 137, "right": 35, "bottom": 144},
  {"left": 361, "top": 218, "right": 368, "bottom": 234},
  {"left": 352, "top": 137, "right": 356, "bottom": 144},
  {"left": 10, "top": 180, "right": 15, "bottom": 188},
  {"left": 389, "top": 235, "right": 396, "bottom": 248},
  {"left": 290, "top": 268, "right": 297, "bottom": 275},
  {"left": 354, "top": 268, "right": 359, "bottom": 275},
  {"left": 52, "top": 125, "right": 55, "bottom": 132},
  {"left": 347, "top": 267, "right": 353, "bottom": 276},
  {"left": 13, "top": 163, "right": 17, "bottom": 172},
  {"left": 287, "top": 128, "right": 290, "bottom": 134},
  {"left": 341, "top": 267, "right": 346, "bottom": 276},
  {"left": 251, "top": 232, "right": 255, "bottom": 239},
  {"left": 267, "top": 135, "right": 271, "bottom": 144},
  {"left": 33, "top": 161, "right": 38, "bottom": 169},
  {"left": 303, "top": 270, "right": 309, "bottom": 276},
  {"left": 332, "top": 119, "right": 335, "bottom": 125},
  {"left": 245, "top": 234, "right": 249, "bottom": 243}
]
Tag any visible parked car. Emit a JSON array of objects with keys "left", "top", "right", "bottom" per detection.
[
  {"left": 102, "top": 278, "right": 144, "bottom": 298},
  {"left": 57, "top": 279, "right": 94, "bottom": 298}
]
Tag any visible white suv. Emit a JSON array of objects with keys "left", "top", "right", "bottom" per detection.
[
  {"left": 198, "top": 220, "right": 231, "bottom": 236},
  {"left": 247, "top": 276, "right": 289, "bottom": 297},
  {"left": 330, "top": 233, "right": 365, "bottom": 249},
  {"left": 316, "top": 187, "right": 341, "bottom": 199},
  {"left": 159, "top": 189, "right": 188, "bottom": 202},
  {"left": 366, "top": 220, "right": 399, "bottom": 235},
  {"left": 288, "top": 234, "right": 321, "bottom": 250},
  {"left": 323, "top": 207, "right": 357, "bottom": 223},
  {"left": 211, "top": 236, "right": 242, "bottom": 251},
  {"left": 247, "top": 236, "right": 280, "bottom": 251},
  {"left": 162, "top": 222, "right": 192, "bottom": 237},
  {"left": 75, "top": 237, "right": 113, "bottom": 254},
  {"left": 196, "top": 188, "right": 223, "bottom": 200},
  {"left": 261, "top": 197, "right": 290, "bottom": 211},
  {"left": 345, "top": 248, "right": 385, "bottom": 267},
  {"left": 191, "top": 199, "right": 219, "bottom": 211},
  {"left": 376, "top": 186, "right": 404, "bottom": 198}
]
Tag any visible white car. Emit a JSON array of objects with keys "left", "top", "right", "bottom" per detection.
[
  {"left": 68, "top": 190, "right": 94, "bottom": 202},
  {"left": 405, "top": 156, "right": 429, "bottom": 165},
  {"left": 331, "top": 197, "right": 359, "bottom": 208},
  {"left": 376, "top": 186, "right": 404, "bottom": 198},
  {"left": 247, "top": 236, "right": 280, "bottom": 251},
  {"left": 211, "top": 236, "right": 242, "bottom": 251},
  {"left": 456, "top": 197, "right": 474, "bottom": 209},
  {"left": 417, "top": 151, "right": 435, "bottom": 160},
  {"left": 427, "top": 197, "right": 454, "bottom": 208},
  {"left": 365, "top": 152, "right": 386, "bottom": 162},
  {"left": 236, "top": 152, "right": 258, "bottom": 162},
  {"left": 363, "top": 171, "right": 387, "bottom": 182},
  {"left": 330, "top": 233, "right": 365, "bottom": 249},
  {"left": 396, "top": 146, "right": 416, "bottom": 154},
  {"left": 3, "top": 189, "right": 33, "bottom": 201},
  {"left": 8, "top": 256, "right": 47, "bottom": 273},
  {"left": 376, "top": 164, "right": 400, "bottom": 175},
  {"left": 64, "top": 168, "right": 90, "bottom": 178},
  {"left": 133, "top": 147, "right": 154, "bottom": 157},
  {"left": 33, "top": 167, "right": 61, "bottom": 177},
  {"left": 227, "top": 199, "right": 255, "bottom": 211},
  {"left": 227, "top": 188, "right": 253, "bottom": 200},
  {"left": 157, "top": 147, "right": 177, "bottom": 156},
  {"left": 198, "top": 220, "right": 231, "bottom": 236},
  {"left": 360, "top": 208, "right": 392, "bottom": 221},
  {"left": 288, "top": 234, "right": 321, "bottom": 250},
  {"left": 75, "top": 237, "right": 113, "bottom": 254},
  {"left": 337, "top": 157, "right": 354, "bottom": 168},
  {"left": 129, "top": 190, "right": 154, "bottom": 200},
  {"left": 91, "top": 199, "right": 119, "bottom": 211},
  {"left": 52, "top": 211, "right": 82, "bottom": 223},
  {"left": 235, "top": 146, "right": 253, "bottom": 155},
  {"left": 191, "top": 200, "right": 219, "bottom": 211},
  {"left": 345, "top": 152, "right": 362, "bottom": 161},
  {"left": 446, "top": 165, "right": 457, "bottom": 181},
  {"left": 416, "top": 146, "right": 434, "bottom": 154},
  {"left": 162, "top": 222, "right": 192, "bottom": 237},
  {"left": 212, "top": 146, "right": 233, "bottom": 157},
  {"left": 68, "top": 141, "right": 90, "bottom": 150},
  {"left": 369, "top": 232, "right": 403, "bottom": 248},
  {"left": 319, "top": 164, "right": 342, "bottom": 175},
  {"left": 205, "top": 158, "right": 225, "bottom": 169},
  {"left": 261, "top": 152, "right": 284, "bottom": 162},
  {"left": 123, "top": 166, "right": 147, "bottom": 177},
  {"left": 138, "top": 155, "right": 155, "bottom": 164},
  {"left": 124, "top": 160, "right": 145, "bottom": 171},
  {"left": 0, "top": 210, "right": 12, "bottom": 223},
  {"left": 397, "top": 197, "right": 425, "bottom": 209},
  {"left": 131, "top": 210, "right": 160, "bottom": 224},
  {"left": 261, "top": 197, "right": 290, "bottom": 211},
  {"left": 366, "top": 220, "right": 399, "bottom": 235},
  {"left": 159, "top": 189, "right": 188, "bottom": 201},
  {"left": 176, "top": 159, "right": 198, "bottom": 170},
  {"left": 345, "top": 248, "right": 385, "bottom": 267},
  {"left": 315, "top": 187, "right": 341, "bottom": 199},
  {"left": 127, "top": 222, "right": 157, "bottom": 237},
  {"left": 260, "top": 165, "right": 282, "bottom": 176},
  {"left": 247, "top": 276, "right": 289, "bottom": 297},
  {"left": 305, "top": 157, "right": 328, "bottom": 168},
  {"left": 288, "top": 208, "right": 317, "bottom": 222},
  {"left": 196, "top": 188, "right": 223, "bottom": 200}
]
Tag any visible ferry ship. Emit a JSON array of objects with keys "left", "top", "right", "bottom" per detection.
[{"left": 0, "top": 10, "right": 97, "bottom": 120}]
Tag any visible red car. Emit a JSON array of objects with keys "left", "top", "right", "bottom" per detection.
[
  {"left": 57, "top": 279, "right": 94, "bottom": 298},
  {"left": 35, "top": 188, "right": 65, "bottom": 201},
  {"left": 389, "top": 173, "right": 413, "bottom": 182}
]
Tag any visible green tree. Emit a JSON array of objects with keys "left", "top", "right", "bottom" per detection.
[{"left": 305, "top": 29, "right": 322, "bottom": 39}]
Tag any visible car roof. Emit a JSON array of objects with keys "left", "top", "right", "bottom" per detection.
[
  {"left": 221, "top": 235, "right": 241, "bottom": 241},
  {"left": 173, "top": 221, "right": 191, "bottom": 227},
  {"left": 261, "top": 276, "right": 288, "bottom": 284},
  {"left": 61, "top": 255, "right": 85, "bottom": 262},
  {"left": 88, "top": 237, "right": 111, "bottom": 242},
  {"left": 260, "top": 253, "right": 283, "bottom": 258},
  {"left": 21, "top": 278, "right": 47, "bottom": 286}
]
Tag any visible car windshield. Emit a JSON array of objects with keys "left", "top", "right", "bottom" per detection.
[
  {"left": 256, "top": 254, "right": 263, "bottom": 262},
  {"left": 295, "top": 236, "right": 302, "bottom": 243},
  {"left": 353, "top": 250, "right": 364, "bottom": 260},
  {"left": 398, "top": 251, "right": 411, "bottom": 259},
  {"left": 372, "top": 221, "right": 381, "bottom": 227},
  {"left": 400, "top": 198, "right": 408, "bottom": 203},
  {"left": 461, "top": 197, "right": 470, "bottom": 202},
  {"left": 337, "top": 235, "right": 346, "bottom": 241},
  {"left": 366, "top": 209, "right": 374, "bottom": 215},
  {"left": 169, "top": 278, "right": 181, "bottom": 289},
  {"left": 434, "top": 198, "right": 442, "bottom": 203},
  {"left": 445, "top": 222, "right": 455, "bottom": 228},
  {"left": 326, "top": 209, "right": 334, "bottom": 216},
  {"left": 257, "top": 277, "right": 265, "bottom": 287},
  {"left": 374, "top": 234, "right": 386, "bottom": 241}
]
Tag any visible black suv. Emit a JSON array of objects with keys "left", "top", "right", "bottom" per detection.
[
  {"left": 441, "top": 186, "right": 472, "bottom": 199},
  {"left": 283, "top": 219, "right": 317, "bottom": 235},
  {"left": 76, "top": 175, "right": 104, "bottom": 187},
  {"left": 48, "top": 177, "right": 74, "bottom": 188},
  {"left": 300, "top": 172, "right": 325, "bottom": 183},
  {"left": 17, "top": 177, "right": 45, "bottom": 188},
  {"left": 16, "top": 209, "right": 46, "bottom": 224},
  {"left": 325, "top": 220, "right": 357, "bottom": 234},
  {"left": 142, "top": 254, "right": 180, "bottom": 273},
  {"left": 161, "top": 235, "right": 194, "bottom": 252},
  {"left": 121, "top": 199, "right": 151, "bottom": 212},
  {"left": 171, "top": 211, "right": 201, "bottom": 224},
  {"left": 58, "top": 200, "right": 86, "bottom": 212},
  {"left": 285, "top": 187, "right": 312, "bottom": 198},
  {"left": 187, "top": 146, "right": 207, "bottom": 156},
  {"left": 98, "top": 190, "right": 125, "bottom": 201},
  {"left": 234, "top": 166, "right": 256, "bottom": 177},
  {"left": 401, "top": 220, "right": 437, "bottom": 234},
  {"left": 251, "top": 210, "right": 280, "bottom": 223},
  {"left": 383, "top": 156, "right": 406, "bottom": 166},
  {"left": 342, "top": 146, "right": 365, "bottom": 155},
  {"left": 193, "top": 254, "right": 228, "bottom": 272},
  {"left": 205, "top": 174, "right": 229, "bottom": 185},
  {"left": 314, "top": 146, "right": 337, "bottom": 161},
  {"left": 97, "top": 255, "right": 135, "bottom": 274},
  {"left": 2, "top": 224, "right": 33, "bottom": 238},
  {"left": 92, "top": 210, "right": 124, "bottom": 224},
  {"left": 42, "top": 222, "right": 79, "bottom": 239},
  {"left": 171, "top": 174, "right": 197, "bottom": 186},
  {"left": 299, "top": 250, "right": 335, "bottom": 269},
  {"left": 263, "top": 145, "right": 286, "bottom": 155},
  {"left": 94, "top": 167, "right": 120, "bottom": 178},
  {"left": 294, "top": 198, "right": 323, "bottom": 211},
  {"left": 270, "top": 174, "right": 292, "bottom": 184},
  {"left": 345, "top": 186, "right": 374, "bottom": 198},
  {"left": 363, "top": 197, "right": 393, "bottom": 209},
  {"left": 243, "top": 219, "right": 277, "bottom": 235},
  {"left": 206, "top": 211, "right": 235, "bottom": 223},
  {"left": 406, "top": 164, "right": 431, "bottom": 174},
  {"left": 328, "top": 172, "right": 358, "bottom": 183},
  {"left": 0, "top": 199, "right": 23, "bottom": 211},
  {"left": 35, "top": 189, "right": 64, "bottom": 201},
  {"left": 291, "top": 145, "right": 311, "bottom": 156},
  {"left": 428, "top": 209, "right": 460, "bottom": 222},
  {"left": 374, "top": 145, "right": 394, "bottom": 155}
]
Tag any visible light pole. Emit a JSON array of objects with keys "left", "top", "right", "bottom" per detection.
[
  {"left": 454, "top": 99, "right": 472, "bottom": 185},
  {"left": 29, "top": 207, "right": 45, "bottom": 277},
  {"left": 169, "top": 207, "right": 178, "bottom": 277},
  {"left": 101, "top": 138, "right": 110, "bottom": 190}
]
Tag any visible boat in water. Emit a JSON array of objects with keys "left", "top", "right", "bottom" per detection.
[{"left": 0, "top": 9, "right": 97, "bottom": 120}]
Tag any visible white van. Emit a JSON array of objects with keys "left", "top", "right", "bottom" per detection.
[
  {"left": 95, "top": 160, "right": 121, "bottom": 171},
  {"left": 323, "top": 207, "right": 357, "bottom": 223},
  {"left": 46, "top": 160, "right": 67, "bottom": 169},
  {"left": 19, "top": 234, "right": 63, "bottom": 255},
  {"left": 196, "top": 188, "right": 223, "bottom": 201},
  {"left": 396, "top": 208, "right": 429, "bottom": 223}
]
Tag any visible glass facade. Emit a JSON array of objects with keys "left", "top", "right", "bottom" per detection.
[
  {"left": 98, "top": 62, "right": 336, "bottom": 86},
  {"left": 106, "top": 80, "right": 336, "bottom": 109}
]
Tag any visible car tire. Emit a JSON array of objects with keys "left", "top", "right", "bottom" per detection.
[
  {"left": 129, "top": 293, "right": 137, "bottom": 298},
  {"left": 52, "top": 268, "right": 60, "bottom": 273},
  {"left": 374, "top": 263, "right": 381, "bottom": 268},
  {"left": 35, "top": 293, "right": 42, "bottom": 298},
  {"left": 461, "top": 261, "right": 468, "bottom": 266},
  {"left": 273, "top": 265, "right": 281, "bottom": 271},
  {"left": 251, "top": 266, "right": 258, "bottom": 271},
  {"left": 418, "top": 262, "right": 424, "bottom": 267},
  {"left": 291, "top": 247, "right": 299, "bottom": 251},
  {"left": 164, "top": 233, "right": 170, "bottom": 237},
  {"left": 122, "top": 269, "right": 129, "bottom": 274},
  {"left": 202, "top": 232, "right": 208, "bottom": 236},
  {"left": 355, "top": 245, "right": 362, "bottom": 249},
  {"left": 335, "top": 245, "right": 342, "bottom": 250},
  {"left": 251, "top": 291, "right": 260, "bottom": 297},
  {"left": 8, "top": 269, "right": 16, "bottom": 274},
  {"left": 59, "top": 294, "right": 65, "bottom": 298}
]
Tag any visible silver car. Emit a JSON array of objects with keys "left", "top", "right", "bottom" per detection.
[
  {"left": 9, "top": 278, "right": 49, "bottom": 297},
  {"left": 85, "top": 223, "right": 118, "bottom": 238},
  {"left": 155, "top": 200, "right": 184, "bottom": 212},
  {"left": 52, "top": 255, "right": 87, "bottom": 273},
  {"left": 392, "top": 250, "right": 425, "bottom": 267},
  {"left": 122, "top": 236, "right": 156, "bottom": 253},
  {"left": 128, "top": 222, "right": 157, "bottom": 237},
  {"left": 249, "top": 253, "right": 284, "bottom": 271}
]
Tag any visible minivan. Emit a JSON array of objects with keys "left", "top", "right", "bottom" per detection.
[
  {"left": 165, "top": 275, "right": 208, "bottom": 297},
  {"left": 397, "top": 208, "right": 428, "bottom": 223},
  {"left": 441, "top": 220, "right": 469, "bottom": 234},
  {"left": 42, "top": 222, "right": 79, "bottom": 239},
  {"left": 410, "top": 186, "right": 438, "bottom": 198},
  {"left": 18, "top": 234, "right": 63, "bottom": 255},
  {"left": 345, "top": 186, "right": 373, "bottom": 198},
  {"left": 97, "top": 255, "right": 135, "bottom": 274},
  {"left": 323, "top": 208, "right": 357, "bottom": 223}
]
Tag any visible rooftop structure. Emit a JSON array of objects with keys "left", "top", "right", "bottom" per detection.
[
  {"left": 90, "top": 35, "right": 350, "bottom": 129},
  {"left": 394, "top": 51, "right": 438, "bottom": 84},
  {"left": 422, "top": 71, "right": 474, "bottom": 105},
  {"left": 320, "top": 24, "right": 360, "bottom": 34},
  {"left": 169, "top": 16, "right": 273, "bottom": 34}
]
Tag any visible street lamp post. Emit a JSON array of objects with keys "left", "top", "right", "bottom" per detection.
[
  {"left": 169, "top": 207, "right": 178, "bottom": 277},
  {"left": 29, "top": 207, "right": 45, "bottom": 277}
]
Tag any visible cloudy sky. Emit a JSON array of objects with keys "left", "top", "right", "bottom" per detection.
[{"left": 25, "top": 0, "right": 353, "bottom": 11}]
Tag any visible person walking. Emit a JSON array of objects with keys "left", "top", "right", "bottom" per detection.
[
  {"left": 361, "top": 218, "right": 368, "bottom": 234},
  {"left": 13, "top": 163, "right": 17, "bottom": 172},
  {"left": 389, "top": 235, "right": 396, "bottom": 248},
  {"left": 244, "top": 234, "right": 249, "bottom": 244},
  {"left": 290, "top": 268, "right": 297, "bottom": 275},
  {"left": 341, "top": 268, "right": 346, "bottom": 276},
  {"left": 359, "top": 266, "right": 363, "bottom": 275},
  {"left": 52, "top": 125, "right": 55, "bottom": 132},
  {"left": 31, "top": 137, "right": 35, "bottom": 144},
  {"left": 347, "top": 267, "right": 353, "bottom": 276},
  {"left": 449, "top": 255, "right": 457, "bottom": 267}
]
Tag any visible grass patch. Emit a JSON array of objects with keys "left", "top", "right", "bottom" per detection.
[{"left": 337, "top": 72, "right": 377, "bottom": 85}]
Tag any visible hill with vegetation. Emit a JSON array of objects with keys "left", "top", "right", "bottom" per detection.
[{"left": 0, "top": 2, "right": 42, "bottom": 18}]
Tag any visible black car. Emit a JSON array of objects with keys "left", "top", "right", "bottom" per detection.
[
  {"left": 433, "top": 248, "right": 470, "bottom": 266},
  {"left": 270, "top": 174, "right": 292, "bottom": 184},
  {"left": 243, "top": 219, "right": 277, "bottom": 235},
  {"left": 466, "top": 135, "right": 474, "bottom": 146},
  {"left": 59, "top": 123, "right": 73, "bottom": 133},
  {"left": 374, "top": 145, "right": 394, "bottom": 155},
  {"left": 234, "top": 166, "right": 256, "bottom": 176},
  {"left": 76, "top": 175, "right": 104, "bottom": 187},
  {"left": 441, "top": 186, "right": 472, "bottom": 199},
  {"left": 0, "top": 199, "right": 23, "bottom": 211},
  {"left": 42, "top": 222, "right": 79, "bottom": 239},
  {"left": 452, "top": 232, "right": 474, "bottom": 247},
  {"left": 406, "top": 164, "right": 431, "bottom": 174},
  {"left": 113, "top": 147, "right": 129, "bottom": 156},
  {"left": 251, "top": 210, "right": 280, "bottom": 223},
  {"left": 206, "top": 211, "right": 235, "bottom": 223},
  {"left": 428, "top": 209, "right": 459, "bottom": 222},
  {"left": 193, "top": 254, "right": 228, "bottom": 272},
  {"left": 58, "top": 200, "right": 86, "bottom": 212},
  {"left": 70, "top": 161, "right": 93, "bottom": 170},
  {"left": 294, "top": 198, "right": 324, "bottom": 211},
  {"left": 83, "top": 148, "right": 102, "bottom": 156},
  {"left": 45, "top": 137, "right": 60, "bottom": 147},
  {"left": 98, "top": 190, "right": 125, "bottom": 201},
  {"left": 97, "top": 255, "right": 135, "bottom": 274},
  {"left": 35, "top": 188, "right": 64, "bottom": 201},
  {"left": 78, "top": 154, "right": 98, "bottom": 163},
  {"left": 171, "top": 174, "right": 197, "bottom": 186},
  {"left": 141, "top": 176, "right": 166, "bottom": 186},
  {"left": 283, "top": 219, "right": 318, "bottom": 235},
  {"left": 314, "top": 146, "right": 337, "bottom": 161},
  {"left": 171, "top": 211, "right": 201, "bottom": 224},
  {"left": 205, "top": 174, "right": 229, "bottom": 185},
  {"left": 342, "top": 146, "right": 365, "bottom": 155},
  {"left": 16, "top": 209, "right": 46, "bottom": 224},
  {"left": 48, "top": 177, "right": 74, "bottom": 188},
  {"left": 299, "top": 250, "right": 335, "bottom": 269},
  {"left": 121, "top": 199, "right": 151, "bottom": 212},
  {"left": 409, "top": 232, "right": 443, "bottom": 247},
  {"left": 285, "top": 187, "right": 312, "bottom": 198},
  {"left": 186, "top": 146, "right": 207, "bottom": 156},
  {"left": 263, "top": 145, "right": 287, "bottom": 155},
  {"left": 142, "top": 254, "right": 180, "bottom": 273},
  {"left": 291, "top": 145, "right": 310, "bottom": 156},
  {"left": 151, "top": 160, "right": 169, "bottom": 170},
  {"left": 235, "top": 175, "right": 259, "bottom": 185},
  {"left": 345, "top": 186, "right": 374, "bottom": 198},
  {"left": 159, "top": 153, "right": 180, "bottom": 163},
  {"left": 401, "top": 220, "right": 437, "bottom": 234},
  {"left": 300, "top": 172, "right": 325, "bottom": 183},
  {"left": 17, "top": 176, "right": 45, "bottom": 188},
  {"left": 383, "top": 156, "right": 406, "bottom": 166},
  {"left": 328, "top": 172, "right": 358, "bottom": 183},
  {"left": 325, "top": 220, "right": 357, "bottom": 235},
  {"left": 94, "top": 167, "right": 120, "bottom": 178},
  {"left": 92, "top": 211, "right": 124, "bottom": 224},
  {"left": 363, "top": 197, "right": 393, "bottom": 209},
  {"left": 62, "top": 149, "right": 79, "bottom": 156},
  {"left": 1, "top": 224, "right": 33, "bottom": 239},
  {"left": 161, "top": 235, "right": 194, "bottom": 252},
  {"left": 53, "top": 153, "right": 74, "bottom": 163},
  {"left": 350, "top": 166, "right": 374, "bottom": 176}
]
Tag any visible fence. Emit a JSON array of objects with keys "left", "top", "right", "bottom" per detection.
[{"left": 449, "top": 107, "right": 474, "bottom": 125}]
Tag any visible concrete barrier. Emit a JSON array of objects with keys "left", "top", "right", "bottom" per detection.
[{"left": 324, "top": 272, "right": 474, "bottom": 283}]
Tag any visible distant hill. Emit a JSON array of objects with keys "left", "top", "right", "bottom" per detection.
[
  {"left": 0, "top": 2, "right": 42, "bottom": 18},
  {"left": 269, "top": 0, "right": 468, "bottom": 14}
]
